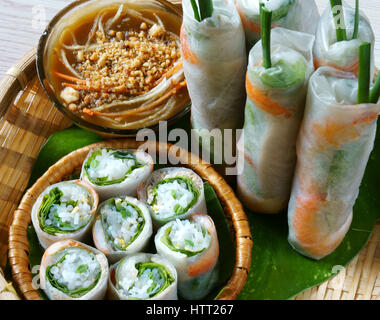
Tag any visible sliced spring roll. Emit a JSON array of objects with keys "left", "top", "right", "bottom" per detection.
[
  {"left": 235, "top": 0, "right": 320, "bottom": 49},
  {"left": 288, "top": 67, "right": 380, "bottom": 260},
  {"left": 108, "top": 253, "right": 178, "bottom": 300},
  {"left": 237, "top": 28, "right": 315, "bottom": 214},
  {"left": 313, "top": 1, "right": 375, "bottom": 77},
  {"left": 137, "top": 167, "right": 207, "bottom": 227},
  {"left": 31, "top": 180, "right": 99, "bottom": 249},
  {"left": 39, "top": 240, "right": 109, "bottom": 300},
  {"left": 81, "top": 148, "right": 154, "bottom": 201},
  {"left": 181, "top": 0, "right": 247, "bottom": 165},
  {"left": 155, "top": 213, "right": 219, "bottom": 300},
  {"left": 92, "top": 196, "right": 153, "bottom": 264}
]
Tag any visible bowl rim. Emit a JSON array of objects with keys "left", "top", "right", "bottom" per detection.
[
  {"left": 8, "top": 139, "right": 253, "bottom": 300},
  {"left": 36, "top": 0, "right": 191, "bottom": 137}
]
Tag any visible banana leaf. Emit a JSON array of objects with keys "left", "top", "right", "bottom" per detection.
[{"left": 25, "top": 119, "right": 380, "bottom": 300}]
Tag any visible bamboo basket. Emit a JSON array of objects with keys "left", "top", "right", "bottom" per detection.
[{"left": 0, "top": 1, "right": 379, "bottom": 301}]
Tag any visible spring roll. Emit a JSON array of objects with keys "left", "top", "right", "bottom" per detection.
[
  {"left": 235, "top": 0, "right": 320, "bottom": 49},
  {"left": 288, "top": 67, "right": 380, "bottom": 260},
  {"left": 137, "top": 167, "right": 207, "bottom": 227},
  {"left": 81, "top": 148, "right": 154, "bottom": 201},
  {"left": 313, "top": 1, "right": 375, "bottom": 77},
  {"left": 31, "top": 180, "right": 99, "bottom": 249},
  {"left": 237, "top": 28, "right": 315, "bottom": 214},
  {"left": 155, "top": 213, "right": 219, "bottom": 300},
  {"left": 108, "top": 253, "right": 178, "bottom": 300},
  {"left": 92, "top": 196, "right": 153, "bottom": 264},
  {"left": 39, "top": 240, "right": 109, "bottom": 300},
  {"left": 180, "top": 0, "right": 247, "bottom": 165}
]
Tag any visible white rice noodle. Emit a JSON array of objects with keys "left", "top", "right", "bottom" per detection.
[
  {"left": 80, "top": 148, "right": 154, "bottom": 201},
  {"left": 85, "top": 13, "right": 101, "bottom": 47},
  {"left": 153, "top": 13, "right": 165, "bottom": 29},
  {"left": 39, "top": 240, "right": 109, "bottom": 300},
  {"left": 98, "top": 12, "right": 107, "bottom": 37},
  {"left": 108, "top": 253, "right": 178, "bottom": 300},
  {"left": 31, "top": 180, "right": 99, "bottom": 250},
  {"left": 60, "top": 49, "right": 83, "bottom": 79},
  {"left": 137, "top": 167, "right": 207, "bottom": 228},
  {"left": 155, "top": 213, "right": 219, "bottom": 283},
  {"left": 92, "top": 196, "right": 153, "bottom": 264},
  {"left": 105, "top": 4, "right": 124, "bottom": 31},
  {"left": 125, "top": 8, "right": 157, "bottom": 26}
]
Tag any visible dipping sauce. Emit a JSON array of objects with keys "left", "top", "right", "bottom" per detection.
[{"left": 48, "top": 2, "right": 189, "bottom": 130}]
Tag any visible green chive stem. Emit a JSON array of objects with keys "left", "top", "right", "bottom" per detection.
[
  {"left": 357, "top": 42, "right": 371, "bottom": 104},
  {"left": 190, "top": 0, "right": 201, "bottom": 22},
  {"left": 352, "top": 0, "right": 359, "bottom": 39},
  {"left": 330, "top": 0, "right": 347, "bottom": 42},
  {"left": 260, "top": 3, "right": 272, "bottom": 69},
  {"left": 198, "top": 0, "right": 214, "bottom": 21},
  {"left": 369, "top": 73, "right": 380, "bottom": 104}
]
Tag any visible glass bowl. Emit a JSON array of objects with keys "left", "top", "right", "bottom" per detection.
[{"left": 36, "top": 0, "right": 190, "bottom": 137}]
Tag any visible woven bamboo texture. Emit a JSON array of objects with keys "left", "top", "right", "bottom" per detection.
[{"left": 0, "top": 0, "right": 378, "bottom": 299}]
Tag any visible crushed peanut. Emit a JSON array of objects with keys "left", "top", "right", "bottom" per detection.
[{"left": 61, "top": 22, "right": 181, "bottom": 110}]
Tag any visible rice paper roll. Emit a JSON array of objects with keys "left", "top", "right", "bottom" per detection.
[
  {"left": 81, "top": 148, "right": 154, "bottom": 201},
  {"left": 235, "top": 0, "right": 320, "bottom": 49},
  {"left": 313, "top": 1, "right": 375, "bottom": 77},
  {"left": 180, "top": 0, "right": 247, "bottom": 165},
  {"left": 31, "top": 180, "right": 99, "bottom": 249},
  {"left": 155, "top": 213, "right": 219, "bottom": 300},
  {"left": 92, "top": 196, "right": 153, "bottom": 264},
  {"left": 108, "top": 253, "right": 178, "bottom": 300},
  {"left": 288, "top": 67, "right": 380, "bottom": 260},
  {"left": 39, "top": 240, "right": 109, "bottom": 300},
  {"left": 237, "top": 28, "right": 315, "bottom": 214},
  {"left": 137, "top": 167, "right": 207, "bottom": 227}
]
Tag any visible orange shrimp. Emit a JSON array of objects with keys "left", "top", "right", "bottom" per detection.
[
  {"left": 246, "top": 74, "right": 292, "bottom": 118},
  {"left": 312, "top": 112, "right": 379, "bottom": 147},
  {"left": 314, "top": 57, "right": 359, "bottom": 76},
  {"left": 180, "top": 25, "right": 200, "bottom": 65},
  {"left": 187, "top": 213, "right": 219, "bottom": 278}
]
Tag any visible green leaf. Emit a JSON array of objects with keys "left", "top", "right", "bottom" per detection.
[{"left": 76, "top": 264, "right": 89, "bottom": 274}]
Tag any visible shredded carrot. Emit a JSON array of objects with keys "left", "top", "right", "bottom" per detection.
[
  {"left": 236, "top": 4, "right": 261, "bottom": 34},
  {"left": 83, "top": 80, "right": 187, "bottom": 118},
  {"left": 63, "top": 82, "right": 144, "bottom": 95},
  {"left": 246, "top": 74, "right": 292, "bottom": 118},
  {"left": 154, "top": 61, "right": 183, "bottom": 85},
  {"left": 180, "top": 25, "right": 199, "bottom": 65},
  {"left": 53, "top": 71, "right": 86, "bottom": 84},
  {"left": 314, "top": 57, "right": 359, "bottom": 76},
  {"left": 292, "top": 195, "right": 346, "bottom": 258}
]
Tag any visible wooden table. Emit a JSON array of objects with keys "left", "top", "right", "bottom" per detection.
[{"left": 0, "top": 0, "right": 379, "bottom": 77}]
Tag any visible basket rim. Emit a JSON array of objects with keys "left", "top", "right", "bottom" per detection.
[{"left": 8, "top": 139, "right": 253, "bottom": 300}]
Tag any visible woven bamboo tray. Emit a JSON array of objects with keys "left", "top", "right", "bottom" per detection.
[{"left": 0, "top": 14, "right": 379, "bottom": 301}]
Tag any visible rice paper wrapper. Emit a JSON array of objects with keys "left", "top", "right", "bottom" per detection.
[
  {"left": 235, "top": 0, "right": 320, "bottom": 49},
  {"left": 39, "top": 240, "right": 109, "bottom": 300},
  {"left": 237, "top": 28, "right": 315, "bottom": 214},
  {"left": 313, "top": 1, "right": 375, "bottom": 77},
  {"left": 80, "top": 148, "right": 154, "bottom": 202},
  {"left": 137, "top": 167, "right": 207, "bottom": 228},
  {"left": 288, "top": 67, "right": 380, "bottom": 260},
  {"left": 181, "top": 0, "right": 247, "bottom": 163},
  {"left": 92, "top": 196, "right": 153, "bottom": 264},
  {"left": 31, "top": 180, "right": 99, "bottom": 250},
  {"left": 154, "top": 213, "right": 219, "bottom": 299},
  {"left": 108, "top": 253, "right": 178, "bottom": 300}
]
